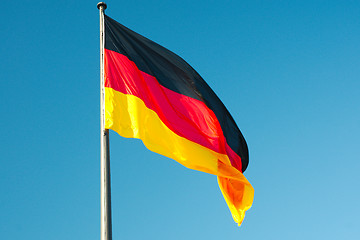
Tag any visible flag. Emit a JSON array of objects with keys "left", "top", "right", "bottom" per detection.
[{"left": 103, "top": 15, "right": 254, "bottom": 225}]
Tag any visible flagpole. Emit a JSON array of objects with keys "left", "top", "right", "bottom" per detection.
[{"left": 97, "top": 2, "right": 112, "bottom": 240}]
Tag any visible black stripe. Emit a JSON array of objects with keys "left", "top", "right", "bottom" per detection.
[{"left": 104, "top": 15, "right": 249, "bottom": 172}]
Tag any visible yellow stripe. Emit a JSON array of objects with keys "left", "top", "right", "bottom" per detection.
[{"left": 105, "top": 87, "right": 253, "bottom": 224}]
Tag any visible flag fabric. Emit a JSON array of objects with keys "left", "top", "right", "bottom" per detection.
[{"left": 103, "top": 15, "right": 254, "bottom": 225}]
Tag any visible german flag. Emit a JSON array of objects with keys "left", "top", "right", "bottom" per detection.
[{"left": 104, "top": 15, "right": 254, "bottom": 225}]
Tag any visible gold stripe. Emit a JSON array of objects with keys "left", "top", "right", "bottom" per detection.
[{"left": 105, "top": 87, "right": 253, "bottom": 224}]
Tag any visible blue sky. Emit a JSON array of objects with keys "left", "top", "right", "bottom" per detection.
[{"left": 1, "top": 0, "right": 360, "bottom": 239}]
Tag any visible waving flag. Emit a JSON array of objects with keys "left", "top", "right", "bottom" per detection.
[{"left": 103, "top": 14, "right": 254, "bottom": 225}]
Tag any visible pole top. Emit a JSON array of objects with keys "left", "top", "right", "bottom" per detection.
[{"left": 97, "top": 2, "right": 107, "bottom": 10}]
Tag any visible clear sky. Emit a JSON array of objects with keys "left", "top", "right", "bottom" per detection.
[{"left": 1, "top": 0, "right": 359, "bottom": 239}]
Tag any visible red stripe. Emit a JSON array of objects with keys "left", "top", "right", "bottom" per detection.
[{"left": 105, "top": 49, "right": 242, "bottom": 172}]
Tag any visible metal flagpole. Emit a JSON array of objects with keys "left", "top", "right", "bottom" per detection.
[{"left": 97, "top": 2, "right": 112, "bottom": 240}]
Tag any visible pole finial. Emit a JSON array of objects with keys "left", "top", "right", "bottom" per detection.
[{"left": 97, "top": 2, "right": 107, "bottom": 10}]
